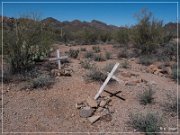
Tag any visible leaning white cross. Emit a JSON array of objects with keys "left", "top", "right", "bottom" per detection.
[
  {"left": 49, "top": 50, "right": 68, "bottom": 69},
  {"left": 94, "top": 63, "right": 124, "bottom": 100}
]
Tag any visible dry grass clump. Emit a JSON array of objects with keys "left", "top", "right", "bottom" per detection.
[{"left": 128, "top": 112, "right": 162, "bottom": 134}]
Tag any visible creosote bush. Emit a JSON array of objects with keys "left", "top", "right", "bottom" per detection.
[
  {"left": 117, "top": 49, "right": 128, "bottom": 59},
  {"left": 172, "top": 64, "right": 180, "bottom": 83},
  {"left": 128, "top": 112, "right": 162, "bottom": 134},
  {"left": 68, "top": 49, "right": 79, "bottom": 58},
  {"left": 93, "top": 54, "right": 106, "bottom": 62},
  {"left": 80, "top": 47, "right": 86, "bottom": 51},
  {"left": 138, "top": 86, "right": 155, "bottom": 105},
  {"left": 92, "top": 46, "right": 101, "bottom": 53},
  {"left": 84, "top": 51, "right": 94, "bottom": 59},
  {"left": 139, "top": 55, "right": 156, "bottom": 66},
  {"left": 162, "top": 93, "right": 180, "bottom": 116},
  {"left": 103, "top": 63, "right": 117, "bottom": 73},
  {"left": 80, "top": 59, "right": 95, "bottom": 69},
  {"left": 105, "top": 51, "right": 112, "bottom": 59},
  {"left": 121, "top": 60, "right": 130, "bottom": 69},
  {"left": 31, "top": 74, "right": 54, "bottom": 88},
  {"left": 85, "top": 67, "right": 106, "bottom": 82}
]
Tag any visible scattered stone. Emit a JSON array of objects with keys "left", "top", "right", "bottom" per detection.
[
  {"left": 99, "top": 100, "right": 107, "bottom": 107},
  {"left": 75, "top": 102, "right": 85, "bottom": 109},
  {"left": 148, "top": 81, "right": 157, "bottom": 86},
  {"left": 79, "top": 106, "right": 94, "bottom": 118},
  {"left": 160, "top": 67, "right": 172, "bottom": 75},
  {"left": 86, "top": 97, "right": 98, "bottom": 108},
  {"left": 121, "top": 72, "right": 132, "bottom": 78},
  {"left": 147, "top": 64, "right": 160, "bottom": 74},
  {"left": 97, "top": 107, "right": 104, "bottom": 112},
  {"left": 51, "top": 68, "right": 72, "bottom": 76},
  {"left": 88, "top": 115, "right": 100, "bottom": 124},
  {"left": 100, "top": 114, "right": 112, "bottom": 122}
]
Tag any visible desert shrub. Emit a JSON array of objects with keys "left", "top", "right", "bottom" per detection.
[
  {"left": 162, "top": 93, "right": 180, "bottom": 116},
  {"left": 31, "top": 74, "right": 54, "bottom": 88},
  {"left": 121, "top": 60, "right": 130, "bottom": 69},
  {"left": 80, "top": 59, "right": 95, "bottom": 69},
  {"left": 93, "top": 54, "right": 106, "bottom": 61},
  {"left": 128, "top": 112, "right": 162, "bottom": 134},
  {"left": 85, "top": 68, "right": 106, "bottom": 82},
  {"left": 132, "top": 9, "right": 172, "bottom": 54},
  {"left": 117, "top": 49, "right": 128, "bottom": 59},
  {"left": 114, "top": 28, "right": 129, "bottom": 47},
  {"left": 138, "top": 86, "right": 155, "bottom": 105},
  {"left": 139, "top": 55, "right": 156, "bottom": 66},
  {"left": 84, "top": 51, "right": 94, "bottom": 59},
  {"left": 105, "top": 51, "right": 112, "bottom": 59},
  {"left": 172, "top": 64, "right": 180, "bottom": 82},
  {"left": 103, "top": 63, "right": 116, "bottom": 73},
  {"left": 80, "top": 47, "right": 86, "bottom": 51},
  {"left": 4, "top": 15, "right": 52, "bottom": 73},
  {"left": 68, "top": 49, "right": 79, "bottom": 58},
  {"left": 92, "top": 46, "right": 101, "bottom": 53},
  {"left": 1, "top": 68, "right": 12, "bottom": 83}
]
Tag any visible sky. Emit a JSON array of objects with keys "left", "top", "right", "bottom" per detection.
[{"left": 1, "top": 1, "right": 178, "bottom": 27}]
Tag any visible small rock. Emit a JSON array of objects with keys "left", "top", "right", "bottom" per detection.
[
  {"left": 88, "top": 115, "right": 100, "bottom": 124},
  {"left": 79, "top": 106, "right": 94, "bottom": 118},
  {"left": 86, "top": 97, "right": 98, "bottom": 108},
  {"left": 97, "top": 107, "right": 104, "bottom": 112},
  {"left": 99, "top": 100, "right": 107, "bottom": 107},
  {"left": 121, "top": 72, "right": 132, "bottom": 78},
  {"left": 75, "top": 102, "right": 85, "bottom": 109},
  {"left": 147, "top": 64, "right": 159, "bottom": 74},
  {"left": 125, "top": 81, "right": 137, "bottom": 86},
  {"left": 148, "top": 81, "right": 157, "bottom": 85}
]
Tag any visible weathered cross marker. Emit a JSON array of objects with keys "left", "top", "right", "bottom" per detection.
[
  {"left": 49, "top": 49, "right": 68, "bottom": 69},
  {"left": 94, "top": 63, "right": 124, "bottom": 100}
]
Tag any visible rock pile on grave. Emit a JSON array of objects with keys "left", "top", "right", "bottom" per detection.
[{"left": 76, "top": 96, "right": 113, "bottom": 124}]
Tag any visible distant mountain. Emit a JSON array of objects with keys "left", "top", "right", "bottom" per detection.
[
  {"left": 164, "top": 22, "right": 180, "bottom": 37},
  {"left": 41, "top": 17, "right": 119, "bottom": 31},
  {"left": 1, "top": 16, "right": 179, "bottom": 37}
]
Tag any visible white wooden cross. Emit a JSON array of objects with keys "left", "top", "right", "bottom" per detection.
[
  {"left": 49, "top": 50, "right": 68, "bottom": 69},
  {"left": 94, "top": 63, "right": 124, "bottom": 100}
]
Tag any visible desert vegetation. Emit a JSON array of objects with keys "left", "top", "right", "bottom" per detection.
[{"left": 1, "top": 8, "right": 179, "bottom": 133}]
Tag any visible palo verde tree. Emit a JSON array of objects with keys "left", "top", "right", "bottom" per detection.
[{"left": 132, "top": 9, "right": 172, "bottom": 54}]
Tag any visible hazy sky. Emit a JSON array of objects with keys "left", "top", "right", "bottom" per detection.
[{"left": 2, "top": 1, "right": 178, "bottom": 26}]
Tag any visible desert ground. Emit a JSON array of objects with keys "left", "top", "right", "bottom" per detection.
[{"left": 1, "top": 44, "right": 179, "bottom": 134}]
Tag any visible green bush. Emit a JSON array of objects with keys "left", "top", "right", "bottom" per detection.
[
  {"left": 84, "top": 51, "right": 94, "bottom": 59},
  {"left": 85, "top": 68, "right": 106, "bottom": 82},
  {"left": 103, "top": 63, "right": 117, "bottom": 73},
  {"left": 80, "top": 59, "right": 95, "bottom": 69},
  {"left": 128, "top": 112, "right": 162, "bottom": 134},
  {"left": 31, "top": 74, "right": 54, "bottom": 88},
  {"left": 80, "top": 47, "right": 87, "bottom": 51},
  {"left": 139, "top": 55, "right": 156, "bottom": 66},
  {"left": 114, "top": 28, "right": 129, "bottom": 46},
  {"left": 138, "top": 86, "right": 155, "bottom": 105},
  {"left": 162, "top": 93, "right": 179, "bottom": 116},
  {"left": 4, "top": 16, "right": 52, "bottom": 73},
  {"left": 121, "top": 60, "right": 130, "bottom": 69},
  {"left": 68, "top": 49, "right": 79, "bottom": 58},
  {"left": 172, "top": 64, "right": 180, "bottom": 82},
  {"left": 105, "top": 51, "right": 112, "bottom": 59},
  {"left": 117, "top": 49, "right": 128, "bottom": 59},
  {"left": 92, "top": 46, "right": 101, "bottom": 53},
  {"left": 93, "top": 54, "right": 106, "bottom": 61},
  {"left": 132, "top": 9, "right": 172, "bottom": 54}
]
